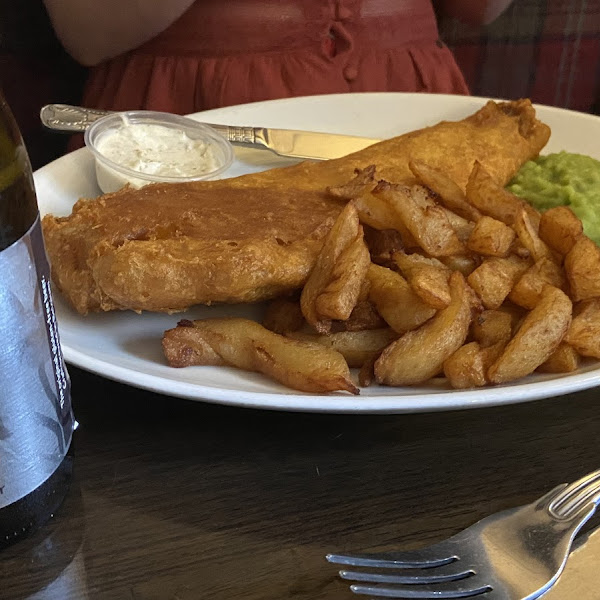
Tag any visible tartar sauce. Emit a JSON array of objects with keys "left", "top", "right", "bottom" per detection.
[{"left": 96, "top": 121, "right": 219, "bottom": 178}]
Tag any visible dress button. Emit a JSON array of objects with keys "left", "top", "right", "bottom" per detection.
[{"left": 344, "top": 65, "right": 358, "bottom": 81}]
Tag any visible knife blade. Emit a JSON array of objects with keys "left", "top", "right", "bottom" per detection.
[
  {"left": 206, "top": 123, "right": 380, "bottom": 160},
  {"left": 39, "top": 104, "right": 380, "bottom": 161},
  {"left": 540, "top": 525, "right": 600, "bottom": 598}
]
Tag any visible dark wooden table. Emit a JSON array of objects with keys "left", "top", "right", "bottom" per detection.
[{"left": 3, "top": 365, "right": 600, "bottom": 599}]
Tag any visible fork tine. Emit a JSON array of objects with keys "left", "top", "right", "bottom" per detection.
[
  {"left": 349, "top": 581, "right": 491, "bottom": 598},
  {"left": 326, "top": 551, "right": 457, "bottom": 569},
  {"left": 339, "top": 566, "right": 474, "bottom": 585}
]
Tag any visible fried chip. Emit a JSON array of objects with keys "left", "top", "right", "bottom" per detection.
[
  {"left": 538, "top": 206, "right": 583, "bottom": 256},
  {"left": 367, "top": 263, "right": 437, "bottom": 334},
  {"left": 488, "top": 286, "right": 572, "bottom": 383},
  {"left": 374, "top": 272, "right": 472, "bottom": 386},
  {"left": 163, "top": 318, "right": 359, "bottom": 394},
  {"left": 300, "top": 202, "right": 371, "bottom": 332},
  {"left": 375, "top": 182, "right": 465, "bottom": 257},
  {"left": 564, "top": 237, "right": 600, "bottom": 302},
  {"left": 565, "top": 299, "right": 600, "bottom": 358}
]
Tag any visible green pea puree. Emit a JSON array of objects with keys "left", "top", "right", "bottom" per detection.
[{"left": 508, "top": 151, "right": 600, "bottom": 244}]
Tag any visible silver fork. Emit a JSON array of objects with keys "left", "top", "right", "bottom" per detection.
[{"left": 327, "top": 469, "right": 600, "bottom": 599}]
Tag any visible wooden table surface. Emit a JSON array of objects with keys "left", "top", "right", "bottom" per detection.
[{"left": 3, "top": 366, "right": 600, "bottom": 600}]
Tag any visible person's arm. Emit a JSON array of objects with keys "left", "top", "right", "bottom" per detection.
[
  {"left": 42, "top": 0, "right": 196, "bottom": 66},
  {"left": 435, "top": 0, "right": 515, "bottom": 25}
]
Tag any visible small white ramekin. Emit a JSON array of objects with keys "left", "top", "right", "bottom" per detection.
[{"left": 84, "top": 111, "right": 234, "bottom": 194}]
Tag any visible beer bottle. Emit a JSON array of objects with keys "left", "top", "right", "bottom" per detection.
[{"left": 0, "top": 92, "right": 75, "bottom": 548}]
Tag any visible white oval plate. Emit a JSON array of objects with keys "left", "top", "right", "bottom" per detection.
[{"left": 35, "top": 92, "right": 600, "bottom": 413}]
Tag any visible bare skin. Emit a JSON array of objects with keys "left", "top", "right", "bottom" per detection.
[
  {"left": 43, "top": 0, "right": 196, "bottom": 66},
  {"left": 44, "top": 0, "right": 516, "bottom": 67}
]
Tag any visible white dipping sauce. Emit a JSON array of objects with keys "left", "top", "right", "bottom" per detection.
[{"left": 96, "top": 121, "right": 219, "bottom": 178}]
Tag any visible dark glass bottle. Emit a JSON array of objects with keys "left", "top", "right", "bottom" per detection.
[{"left": 0, "top": 92, "right": 75, "bottom": 549}]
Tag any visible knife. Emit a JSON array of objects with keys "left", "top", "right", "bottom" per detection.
[{"left": 39, "top": 103, "right": 380, "bottom": 160}]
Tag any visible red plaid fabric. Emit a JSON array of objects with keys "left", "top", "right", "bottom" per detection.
[{"left": 439, "top": 0, "right": 600, "bottom": 114}]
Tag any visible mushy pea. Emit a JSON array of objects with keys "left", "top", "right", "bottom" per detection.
[{"left": 508, "top": 151, "right": 600, "bottom": 245}]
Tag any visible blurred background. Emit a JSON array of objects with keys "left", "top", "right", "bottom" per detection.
[
  {"left": 437, "top": 0, "right": 600, "bottom": 114},
  {"left": 1, "top": 0, "right": 598, "bottom": 171},
  {"left": 0, "top": 2, "right": 85, "bottom": 170}
]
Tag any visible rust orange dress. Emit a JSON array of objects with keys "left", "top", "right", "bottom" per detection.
[{"left": 81, "top": 0, "right": 469, "bottom": 115}]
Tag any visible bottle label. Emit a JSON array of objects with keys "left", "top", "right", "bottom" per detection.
[{"left": 0, "top": 215, "right": 74, "bottom": 507}]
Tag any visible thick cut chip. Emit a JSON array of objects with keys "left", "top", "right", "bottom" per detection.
[
  {"left": 357, "top": 277, "right": 371, "bottom": 303},
  {"left": 394, "top": 252, "right": 451, "bottom": 309},
  {"left": 329, "top": 168, "right": 417, "bottom": 245},
  {"left": 467, "top": 216, "right": 516, "bottom": 257},
  {"left": 508, "top": 257, "right": 567, "bottom": 309},
  {"left": 287, "top": 328, "right": 397, "bottom": 368},
  {"left": 512, "top": 209, "right": 554, "bottom": 262},
  {"left": 511, "top": 242, "right": 532, "bottom": 259},
  {"left": 444, "top": 342, "right": 487, "bottom": 388},
  {"left": 393, "top": 251, "right": 449, "bottom": 275},
  {"left": 444, "top": 341, "right": 505, "bottom": 389},
  {"left": 410, "top": 266, "right": 452, "bottom": 309},
  {"left": 353, "top": 193, "right": 417, "bottom": 246},
  {"left": 163, "top": 318, "right": 358, "bottom": 394},
  {"left": 467, "top": 255, "right": 531, "bottom": 309},
  {"left": 564, "top": 237, "right": 600, "bottom": 302},
  {"left": 374, "top": 182, "right": 465, "bottom": 257},
  {"left": 409, "top": 159, "right": 482, "bottom": 222},
  {"left": 471, "top": 309, "right": 514, "bottom": 347},
  {"left": 301, "top": 202, "right": 371, "bottom": 332},
  {"left": 367, "top": 263, "right": 436, "bottom": 334},
  {"left": 440, "top": 208, "right": 475, "bottom": 243},
  {"left": 466, "top": 161, "right": 541, "bottom": 228},
  {"left": 538, "top": 206, "right": 583, "bottom": 256},
  {"left": 314, "top": 231, "right": 370, "bottom": 320},
  {"left": 440, "top": 255, "right": 480, "bottom": 276},
  {"left": 565, "top": 299, "right": 600, "bottom": 358},
  {"left": 351, "top": 193, "right": 399, "bottom": 231},
  {"left": 537, "top": 343, "right": 580, "bottom": 374},
  {"left": 374, "top": 271, "right": 472, "bottom": 386},
  {"left": 488, "top": 286, "right": 572, "bottom": 383},
  {"left": 358, "top": 355, "right": 378, "bottom": 387}
]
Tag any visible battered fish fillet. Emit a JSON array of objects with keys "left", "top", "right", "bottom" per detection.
[{"left": 42, "top": 99, "right": 550, "bottom": 314}]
